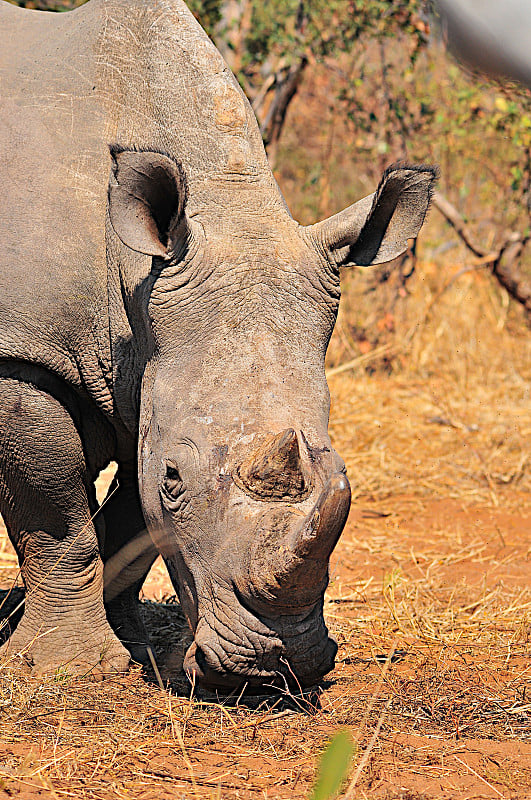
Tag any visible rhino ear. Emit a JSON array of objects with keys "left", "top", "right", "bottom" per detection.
[
  {"left": 108, "top": 146, "right": 189, "bottom": 258},
  {"left": 307, "top": 163, "right": 438, "bottom": 267}
]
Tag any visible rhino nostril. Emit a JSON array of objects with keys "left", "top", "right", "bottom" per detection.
[{"left": 183, "top": 641, "right": 207, "bottom": 681}]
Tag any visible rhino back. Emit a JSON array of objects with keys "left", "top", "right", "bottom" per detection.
[{"left": 0, "top": 0, "right": 283, "bottom": 415}]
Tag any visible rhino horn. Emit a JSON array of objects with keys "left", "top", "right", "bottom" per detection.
[
  {"left": 286, "top": 472, "right": 351, "bottom": 564},
  {"left": 236, "top": 428, "right": 310, "bottom": 500},
  {"left": 243, "top": 473, "right": 351, "bottom": 613}
]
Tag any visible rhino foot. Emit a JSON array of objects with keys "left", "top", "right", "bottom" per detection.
[{"left": 0, "top": 615, "right": 130, "bottom": 679}]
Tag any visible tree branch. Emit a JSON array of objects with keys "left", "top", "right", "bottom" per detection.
[
  {"left": 433, "top": 191, "right": 530, "bottom": 318},
  {"left": 259, "top": 0, "right": 309, "bottom": 166},
  {"left": 432, "top": 191, "right": 486, "bottom": 258},
  {"left": 492, "top": 234, "right": 531, "bottom": 315},
  {"left": 260, "top": 57, "right": 308, "bottom": 166}
]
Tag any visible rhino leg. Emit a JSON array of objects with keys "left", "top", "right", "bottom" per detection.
[
  {"left": 99, "top": 462, "right": 158, "bottom": 667},
  {"left": 0, "top": 377, "right": 130, "bottom": 677}
]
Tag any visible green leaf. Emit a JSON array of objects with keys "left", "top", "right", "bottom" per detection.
[{"left": 310, "top": 730, "right": 355, "bottom": 800}]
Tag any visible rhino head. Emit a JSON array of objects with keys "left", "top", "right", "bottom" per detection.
[{"left": 108, "top": 147, "right": 436, "bottom": 690}]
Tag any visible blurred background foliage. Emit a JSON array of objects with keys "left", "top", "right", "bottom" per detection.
[
  {"left": 7, "top": 0, "right": 85, "bottom": 8},
  {"left": 6, "top": 0, "right": 531, "bottom": 365}
]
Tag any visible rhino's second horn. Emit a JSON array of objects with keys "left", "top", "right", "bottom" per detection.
[{"left": 239, "top": 472, "right": 351, "bottom": 615}]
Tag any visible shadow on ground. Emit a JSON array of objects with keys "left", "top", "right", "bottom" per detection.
[
  {"left": 0, "top": 587, "right": 24, "bottom": 646},
  {"left": 0, "top": 589, "right": 326, "bottom": 711}
]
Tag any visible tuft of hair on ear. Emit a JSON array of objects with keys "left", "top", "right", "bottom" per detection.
[{"left": 372, "top": 162, "right": 439, "bottom": 225}]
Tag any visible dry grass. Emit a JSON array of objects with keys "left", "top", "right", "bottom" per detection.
[
  {"left": 328, "top": 240, "right": 531, "bottom": 510},
  {"left": 327, "top": 512, "right": 530, "bottom": 741}
]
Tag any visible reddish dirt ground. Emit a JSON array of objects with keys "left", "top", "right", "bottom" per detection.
[{"left": 0, "top": 488, "right": 529, "bottom": 799}]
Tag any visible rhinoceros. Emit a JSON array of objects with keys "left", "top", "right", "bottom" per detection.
[{"left": 0, "top": 0, "right": 436, "bottom": 689}]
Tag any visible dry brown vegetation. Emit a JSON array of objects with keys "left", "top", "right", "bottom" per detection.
[{"left": 1, "top": 32, "right": 530, "bottom": 800}]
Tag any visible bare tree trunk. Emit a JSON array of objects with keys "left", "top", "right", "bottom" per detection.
[
  {"left": 213, "top": 0, "right": 311, "bottom": 164},
  {"left": 258, "top": 0, "right": 309, "bottom": 165},
  {"left": 432, "top": 192, "right": 486, "bottom": 258},
  {"left": 260, "top": 56, "right": 308, "bottom": 166},
  {"left": 492, "top": 235, "right": 531, "bottom": 315}
]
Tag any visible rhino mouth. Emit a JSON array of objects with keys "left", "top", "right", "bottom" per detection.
[{"left": 182, "top": 586, "right": 337, "bottom": 691}]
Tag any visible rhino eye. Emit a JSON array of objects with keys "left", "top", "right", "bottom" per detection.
[{"left": 162, "top": 463, "right": 183, "bottom": 500}]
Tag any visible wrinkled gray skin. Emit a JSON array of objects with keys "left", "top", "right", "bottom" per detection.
[{"left": 0, "top": 0, "right": 436, "bottom": 689}]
